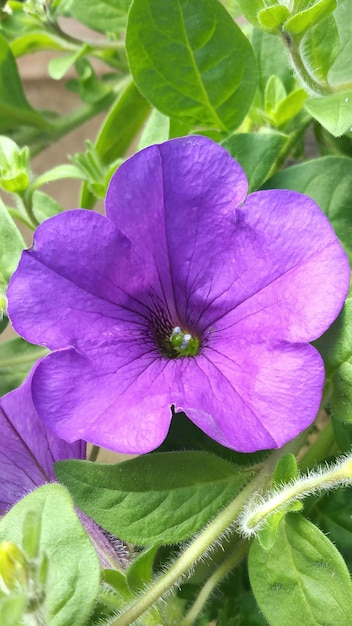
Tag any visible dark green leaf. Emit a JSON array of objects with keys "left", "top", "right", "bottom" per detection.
[
  {"left": 54, "top": 452, "right": 247, "bottom": 545},
  {"left": 126, "top": 0, "right": 257, "bottom": 131},
  {"left": 0, "top": 484, "right": 100, "bottom": 626},
  {"left": 249, "top": 514, "right": 352, "bottom": 626}
]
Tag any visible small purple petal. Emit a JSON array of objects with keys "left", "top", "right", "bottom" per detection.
[{"left": 0, "top": 366, "right": 85, "bottom": 513}]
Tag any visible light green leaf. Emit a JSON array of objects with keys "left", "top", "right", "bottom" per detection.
[
  {"left": 54, "top": 451, "right": 247, "bottom": 545},
  {"left": 264, "top": 75, "right": 287, "bottom": 115},
  {"left": 0, "top": 337, "right": 47, "bottom": 396},
  {"left": 258, "top": 5, "right": 290, "bottom": 32},
  {"left": 126, "top": 0, "right": 257, "bottom": 132},
  {"left": 32, "top": 191, "right": 63, "bottom": 223},
  {"left": 285, "top": 0, "right": 336, "bottom": 35},
  {"left": 60, "top": 0, "right": 132, "bottom": 33},
  {"left": 249, "top": 514, "right": 352, "bottom": 626},
  {"left": 274, "top": 88, "right": 307, "bottom": 126},
  {"left": 310, "top": 486, "right": 352, "bottom": 571},
  {"left": 235, "top": 0, "right": 266, "bottom": 28},
  {"left": 137, "top": 108, "right": 170, "bottom": 150},
  {"left": 222, "top": 131, "right": 288, "bottom": 192},
  {"left": 0, "top": 196, "right": 25, "bottom": 292},
  {"left": 48, "top": 46, "right": 89, "bottom": 80},
  {"left": 304, "top": 90, "right": 352, "bottom": 137},
  {"left": 0, "top": 484, "right": 100, "bottom": 626}
]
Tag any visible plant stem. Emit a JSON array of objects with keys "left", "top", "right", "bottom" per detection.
[
  {"left": 111, "top": 436, "right": 305, "bottom": 626},
  {"left": 178, "top": 540, "right": 249, "bottom": 626},
  {"left": 282, "top": 33, "right": 333, "bottom": 96}
]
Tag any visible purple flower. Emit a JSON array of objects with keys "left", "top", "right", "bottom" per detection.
[
  {"left": 0, "top": 370, "right": 129, "bottom": 569},
  {"left": 7, "top": 136, "right": 349, "bottom": 454}
]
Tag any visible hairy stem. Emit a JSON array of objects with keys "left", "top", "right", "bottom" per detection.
[
  {"left": 178, "top": 540, "right": 249, "bottom": 626},
  {"left": 111, "top": 436, "right": 306, "bottom": 626}
]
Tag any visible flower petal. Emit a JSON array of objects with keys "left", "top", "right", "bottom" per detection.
[
  {"left": 210, "top": 190, "right": 350, "bottom": 341},
  {"left": 7, "top": 210, "right": 149, "bottom": 351},
  {"left": 174, "top": 341, "right": 325, "bottom": 452},
  {"left": 32, "top": 349, "right": 175, "bottom": 454},
  {"left": 0, "top": 367, "right": 85, "bottom": 513},
  {"left": 106, "top": 135, "right": 248, "bottom": 326}
]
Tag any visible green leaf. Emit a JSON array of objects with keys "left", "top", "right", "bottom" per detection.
[
  {"left": 304, "top": 91, "right": 352, "bottom": 137},
  {"left": 126, "top": 0, "right": 257, "bottom": 132},
  {"left": 54, "top": 452, "right": 247, "bottom": 545},
  {"left": 48, "top": 46, "right": 89, "bottom": 80},
  {"left": 284, "top": 0, "right": 336, "bottom": 35},
  {"left": 126, "top": 545, "right": 160, "bottom": 591},
  {"left": 314, "top": 298, "right": 352, "bottom": 377},
  {"left": 272, "top": 454, "right": 299, "bottom": 487},
  {"left": 80, "top": 81, "right": 151, "bottom": 208},
  {"left": 61, "top": 0, "right": 132, "bottom": 33},
  {"left": 263, "top": 156, "right": 352, "bottom": 263},
  {"left": 301, "top": 15, "right": 339, "bottom": 83},
  {"left": 331, "top": 415, "right": 352, "bottom": 452},
  {"left": 0, "top": 484, "right": 100, "bottom": 626},
  {"left": 0, "top": 196, "right": 25, "bottom": 292},
  {"left": 249, "top": 514, "right": 352, "bottom": 626},
  {"left": 0, "top": 34, "right": 48, "bottom": 133},
  {"left": 137, "top": 108, "right": 170, "bottom": 150},
  {"left": 234, "top": 0, "right": 266, "bottom": 28},
  {"left": 264, "top": 75, "right": 287, "bottom": 115},
  {"left": 251, "top": 28, "right": 295, "bottom": 98},
  {"left": 258, "top": 5, "right": 290, "bottom": 32},
  {"left": 0, "top": 337, "right": 47, "bottom": 396},
  {"left": 221, "top": 131, "right": 288, "bottom": 192},
  {"left": 327, "top": 0, "right": 352, "bottom": 87},
  {"left": 309, "top": 488, "right": 352, "bottom": 571},
  {"left": 32, "top": 190, "right": 63, "bottom": 223}
]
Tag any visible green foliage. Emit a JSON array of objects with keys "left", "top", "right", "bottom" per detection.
[
  {"left": 305, "top": 91, "right": 352, "bottom": 137},
  {"left": 222, "top": 132, "right": 288, "bottom": 191},
  {"left": 0, "top": 484, "right": 100, "bottom": 626},
  {"left": 58, "top": 0, "right": 132, "bottom": 34},
  {"left": 54, "top": 451, "right": 248, "bottom": 545},
  {"left": 126, "top": 0, "right": 257, "bottom": 132},
  {"left": 0, "top": 336, "right": 47, "bottom": 395},
  {"left": 309, "top": 488, "right": 352, "bottom": 571},
  {"left": 249, "top": 514, "right": 352, "bottom": 626}
]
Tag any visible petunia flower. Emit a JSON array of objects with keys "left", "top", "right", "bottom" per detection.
[
  {"left": 7, "top": 136, "right": 350, "bottom": 454},
  {"left": 0, "top": 369, "right": 129, "bottom": 569}
]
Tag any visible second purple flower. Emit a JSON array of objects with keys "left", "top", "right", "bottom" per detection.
[{"left": 7, "top": 136, "right": 350, "bottom": 454}]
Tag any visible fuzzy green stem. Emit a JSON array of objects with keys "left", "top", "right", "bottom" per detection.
[
  {"left": 111, "top": 436, "right": 306, "bottom": 626},
  {"left": 282, "top": 33, "right": 333, "bottom": 96},
  {"left": 240, "top": 453, "right": 352, "bottom": 536},
  {"left": 178, "top": 540, "right": 248, "bottom": 626}
]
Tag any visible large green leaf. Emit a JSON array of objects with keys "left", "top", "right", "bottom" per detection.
[
  {"left": 0, "top": 484, "right": 100, "bottom": 626},
  {"left": 249, "top": 514, "right": 352, "bottom": 626},
  {"left": 327, "top": 0, "right": 352, "bottom": 87},
  {"left": 126, "top": 0, "right": 257, "bottom": 131},
  {"left": 300, "top": 14, "right": 339, "bottom": 83},
  {"left": 54, "top": 451, "right": 247, "bottom": 545}
]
